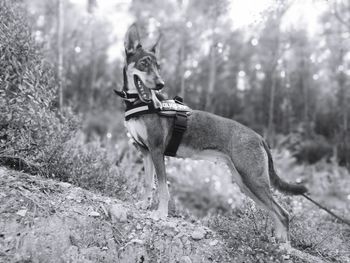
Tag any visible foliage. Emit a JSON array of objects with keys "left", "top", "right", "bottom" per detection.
[
  {"left": 0, "top": 1, "right": 129, "bottom": 202},
  {"left": 40, "top": 131, "right": 129, "bottom": 199},
  {"left": 0, "top": 0, "right": 69, "bottom": 161},
  {"left": 208, "top": 208, "right": 286, "bottom": 262}
]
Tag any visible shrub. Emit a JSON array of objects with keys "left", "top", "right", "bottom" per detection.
[
  {"left": 0, "top": 1, "right": 130, "bottom": 199},
  {"left": 293, "top": 137, "right": 332, "bottom": 164},
  {"left": 0, "top": 0, "right": 73, "bottom": 163},
  {"left": 207, "top": 203, "right": 288, "bottom": 263},
  {"left": 40, "top": 131, "right": 127, "bottom": 197}
]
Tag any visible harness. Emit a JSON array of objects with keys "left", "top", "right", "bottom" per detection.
[{"left": 115, "top": 84, "right": 191, "bottom": 157}]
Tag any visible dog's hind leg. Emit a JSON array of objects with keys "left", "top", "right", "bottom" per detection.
[
  {"left": 149, "top": 149, "right": 169, "bottom": 220},
  {"left": 225, "top": 157, "right": 290, "bottom": 242}
]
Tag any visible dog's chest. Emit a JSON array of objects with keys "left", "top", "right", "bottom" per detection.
[{"left": 125, "top": 119, "right": 148, "bottom": 147}]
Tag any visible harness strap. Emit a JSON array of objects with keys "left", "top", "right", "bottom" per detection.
[
  {"left": 125, "top": 104, "right": 157, "bottom": 120},
  {"left": 114, "top": 89, "right": 139, "bottom": 101},
  {"left": 119, "top": 95, "right": 190, "bottom": 156},
  {"left": 164, "top": 111, "right": 188, "bottom": 157}
]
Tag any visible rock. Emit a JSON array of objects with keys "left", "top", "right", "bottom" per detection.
[
  {"left": 16, "top": 209, "right": 27, "bottom": 217},
  {"left": 162, "top": 220, "right": 180, "bottom": 236},
  {"left": 109, "top": 204, "right": 128, "bottom": 223},
  {"left": 88, "top": 211, "right": 100, "bottom": 217},
  {"left": 191, "top": 228, "right": 206, "bottom": 240}
]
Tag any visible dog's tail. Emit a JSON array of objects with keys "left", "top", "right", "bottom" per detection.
[{"left": 262, "top": 140, "right": 308, "bottom": 195}]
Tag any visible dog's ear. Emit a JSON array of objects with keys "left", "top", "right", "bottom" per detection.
[
  {"left": 150, "top": 31, "right": 162, "bottom": 54},
  {"left": 124, "top": 23, "right": 142, "bottom": 56}
]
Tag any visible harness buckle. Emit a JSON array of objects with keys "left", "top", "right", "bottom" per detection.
[{"left": 173, "top": 96, "right": 184, "bottom": 104}]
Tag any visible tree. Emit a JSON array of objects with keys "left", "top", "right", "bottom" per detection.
[
  {"left": 258, "top": 0, "right": 292, "bottom": 144},
  {"left": 57, "top": 0, "right": 64, "bottom": 110}
]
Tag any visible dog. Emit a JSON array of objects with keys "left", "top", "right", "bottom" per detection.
[{"left": 119, "top": 24, "right": 307, "bottom": 242}]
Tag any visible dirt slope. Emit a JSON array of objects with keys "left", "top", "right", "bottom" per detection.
[
  {"left": 0, "top": 167, "right": 336, "bottom": 263},
  {"left": 0, "top": 167, "right": 230, "bottom": 262}
]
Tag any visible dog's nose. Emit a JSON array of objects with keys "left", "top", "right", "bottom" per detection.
[{"left": 155, "top": 81, "right": 164, "bottom": 90}]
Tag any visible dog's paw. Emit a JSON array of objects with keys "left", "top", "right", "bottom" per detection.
[{"left": 149, "top": 210, "right": 168, "bottom": 221}]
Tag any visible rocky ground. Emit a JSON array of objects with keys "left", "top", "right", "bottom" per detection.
[{"left": 0, "top": 166, "right": 348, "bottom": 263}]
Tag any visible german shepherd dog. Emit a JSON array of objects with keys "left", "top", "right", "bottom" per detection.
[{"left": 121, "top": 24, "right": 307, "bottom": 242}]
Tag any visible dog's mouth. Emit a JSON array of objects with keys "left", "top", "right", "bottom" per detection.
[{"left": 134, "top": 75, "right": 152, "bottom": 102}]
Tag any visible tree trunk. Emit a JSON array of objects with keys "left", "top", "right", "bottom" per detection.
[
  {"left": 87, "top": 0, "right": 97, "bottom": 110},
  {"left": 301, "top": 58, "right": 310, "bottom": 135},
  {"left": 179, "top": 33, "right": 186, "bottom": 99},
  {"left": 205, "top": 44, "right": 216, "bottom": 111},
  {"left": 57, "top": 0, "right": 64, "bottom": 110},
  {"left": 339, "top": 71, "right": 348, "bottom": 167},
  {"left": 267, "top": 71, "right": 276, "bottom": 145}
]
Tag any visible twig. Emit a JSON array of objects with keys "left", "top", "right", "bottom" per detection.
[
  {"left": 104, "top": 221, "right": 125, "bottom": 245},
  {"left": 312, "top": 228, "right": 341, "bottom": 249},
  {"left": 301, "top": 193, "right": 350, "bottom": 227}
]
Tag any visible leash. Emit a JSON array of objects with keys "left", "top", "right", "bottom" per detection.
[{"left": 301, "top": 193, "right": 350, "bottom": 227}]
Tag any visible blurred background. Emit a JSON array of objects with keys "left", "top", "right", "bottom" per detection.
[
  {"left": 21, "top": 0, "right": 350, "bottom": 163},
  {"left": 1, "top": 0, "right": 350, "bottom": 220}
]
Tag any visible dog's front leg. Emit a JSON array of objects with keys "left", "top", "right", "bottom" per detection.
[
  {"left": 149, "top": 150, "right": 169, "bottom": 220},
  {"left": 137, "top": 152, "right": 155, "bottom": 210}
]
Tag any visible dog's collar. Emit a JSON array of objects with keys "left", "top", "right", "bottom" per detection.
[
  {"left": 113, "top": 66, "right": 142, "bottom": 102},
  {"left": 113, "top": 89, "right": 139, "bottom": 102}
]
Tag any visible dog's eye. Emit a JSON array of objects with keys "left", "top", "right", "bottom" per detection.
[{"left": 138, "top": 60, "right": 149, "bottom": 71}]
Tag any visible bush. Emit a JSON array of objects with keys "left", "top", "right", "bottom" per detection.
[
  {"left": 40, "top": 131, "right": 129, "bottom": 198},
  {"left": 207, "top": 203, "right": 288, "bottom": 263},
  {"left": 0, "top": 0, "right": 72, "bottom": 162},
  {"left": 293, "top": 138, "right": 332, "bottom": 164},
  {"left": 0, "top": 1, "right": 131, "bottom": 200}
]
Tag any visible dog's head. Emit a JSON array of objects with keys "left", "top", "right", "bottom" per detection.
[{"left": 124, "top": 24, "right": 164, "bottom": 106}]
